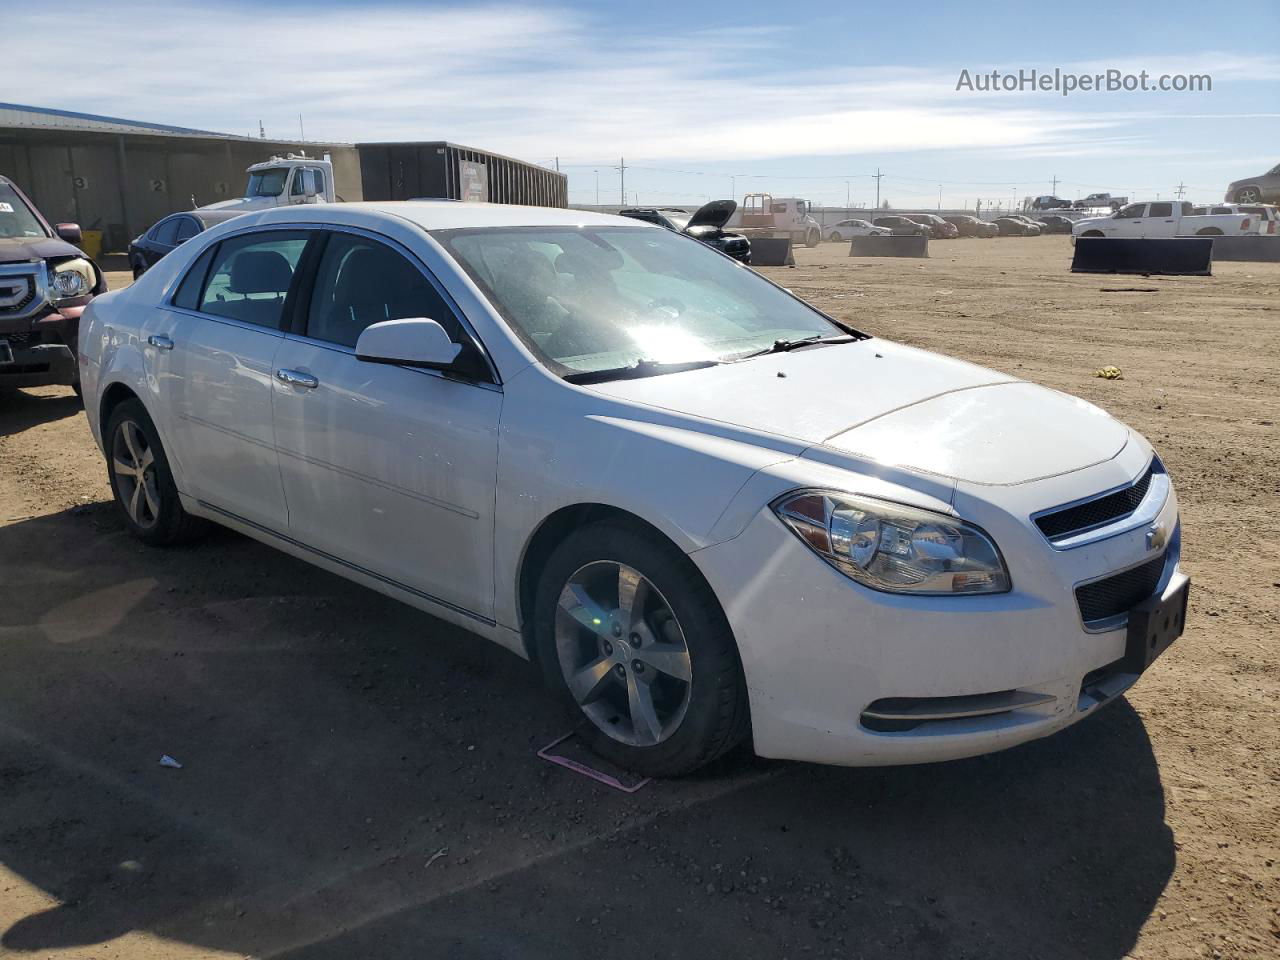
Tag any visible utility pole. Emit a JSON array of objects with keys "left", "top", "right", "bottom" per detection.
[
  {"left": 554, "top": 156, "right": 560, "bottom": 173},
  {"left": 1175, "top": 181, "right": 1187, "bottom": 199},
  {"left": 594, "top": 169, "right": 599, "bottom": 206},
  {"left": 299, "top": 114, "right": 305, "bottom": 140},
  {"left": 1051, "top": 174, "right": 1059, "bottom": 195},
  {"left": 845, "top": 180, "right": 851, "bottom": 210},
  {"left": 873, "top": 168, "right": 883, "bottom": 210},
  {"left": 938, "top": 184, "right": 943, "bottom": 211},
  {"left": 731, "top": 175, "right": 736, "bottom": 200},
  {"left": 615, "top": 157, "right": 626, "bottom": 206}
]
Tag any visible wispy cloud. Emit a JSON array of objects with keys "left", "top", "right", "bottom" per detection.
[{"left": 3, "top": 2, "right": 1275, "bottom": 167}]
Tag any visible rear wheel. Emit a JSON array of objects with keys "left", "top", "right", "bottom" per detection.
[
  {"left": 534, "top": 521, "right": 748, "bottom": 777},
  {"left": 1196, "top": 227, "right": 1223, "bottom": 236},
  {"left": 105, "top": 399, "right": 208, "bottom": 546},
  {"left": 1081, "top": 230, "right": 1105, "bottom": 238},
  {"left": 827, "top": 232, "right": 841, "bottom": 243},
  {"left": 1235, "top": 186, "right": 1263, "bottom": 204}
]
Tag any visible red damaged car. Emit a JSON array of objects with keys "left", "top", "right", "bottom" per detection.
[{"left": 1, "top": 174, "right": 106, "bottom": 397}]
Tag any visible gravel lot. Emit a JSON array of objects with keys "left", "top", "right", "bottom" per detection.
[{"left": 1, "top": 239, "right": 1276, "bottom": 959}]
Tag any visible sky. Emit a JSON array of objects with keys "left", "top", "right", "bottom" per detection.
[{"left": 4, "top": 0, "right": 1278, "bottom": 209}]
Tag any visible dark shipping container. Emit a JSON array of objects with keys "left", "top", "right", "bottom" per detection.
[{"left": 357, "top": 142, "right": 567, "bottom": 208}]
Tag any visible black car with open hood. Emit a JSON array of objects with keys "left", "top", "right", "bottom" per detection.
[
  {"left": 1, "top": 175, "right": 107, "bottom": 395},
  {"left": 618, "top": 201, "right": 751, "bottom": 263}
]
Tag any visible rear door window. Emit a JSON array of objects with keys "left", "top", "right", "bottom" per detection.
[
  {"left": 175, "top": 217, "right": 201, "bottom": 243},
  {"left": 197, "top": 231, "right": 311, "bottom": 329},
  {"left": 1149, "top": 202, "right": 1173, "bottom": 217}
]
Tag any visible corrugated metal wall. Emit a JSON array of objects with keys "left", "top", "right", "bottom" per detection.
[{"left": 0, "top": 128, "right": 358, "bottom": 251}]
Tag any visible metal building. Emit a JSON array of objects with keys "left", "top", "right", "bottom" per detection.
[
  {"left": 1, "top": 105, "right": 569, "bottom": 252},
  {"left": 0, "top": 103, "right": 359, "bottom": 252}
]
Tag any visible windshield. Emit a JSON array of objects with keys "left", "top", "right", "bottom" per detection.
[
  {"left": 246, "top": 168, "right": 288, "bottom": 198},
  {"left": 0, "top": 183, "right": 48, "bottom": 239},
  {"left": 439, "top": 226, "right": 848, "bottom": 377}
]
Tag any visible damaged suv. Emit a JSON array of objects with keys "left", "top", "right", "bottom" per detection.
[{"left": 1, "top": 175, "right": 106, "bottom": 396}]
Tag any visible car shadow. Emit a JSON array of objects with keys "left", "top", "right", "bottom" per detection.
[
  {"left": 0, "top": 504, "right": 1174, "bottom": 959},
  {"left": 0, "top": 386, "right": 82, "bottom": 438}
]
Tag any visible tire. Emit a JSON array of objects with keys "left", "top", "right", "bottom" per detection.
[
  {"left": 105, "top": 399, "right": 209, "bottom": 546},
  {"left": 1081, "top": 230, "right": 1105, "bottom": 238},
  {"left": 533, "top": 520, "right": 749, "bottom": 777},
  {"left": 805, "top": 230, "right": 820, "bottom": 248},
  {"left": 131, "top": 262, "right": 146, "bottom": 281},
  {"left": 827, "top": 232, "right": 841, "bottom": 243},
  {"left": 1196, "top": 228, "right": 1223, "bottom": 236},
  {"left": 1235, "top": 186, "right": 1263, "bottom": 204}
]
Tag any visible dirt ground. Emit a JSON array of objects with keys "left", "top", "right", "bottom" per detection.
[{"left": 0, "top": 239, "right": 1276, "bottom": 959}]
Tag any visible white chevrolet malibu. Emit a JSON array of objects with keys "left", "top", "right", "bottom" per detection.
[{"left": 79, "top": 202, "right": 1189, "bottom": 776}]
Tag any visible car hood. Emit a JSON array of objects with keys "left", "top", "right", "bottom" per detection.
[
  {"left": 0, "top": 235, "right": 82, "bottom": 263},
  {"left": 685, "top": 199, "right": 736, "bottom": 230},
  {"left": 589, "top": 340, "right": 1129, "bottom": 485}
]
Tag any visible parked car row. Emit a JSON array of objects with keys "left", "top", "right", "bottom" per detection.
[{"left": 826, "top": 213, "right": 1082, "bottom": 241}]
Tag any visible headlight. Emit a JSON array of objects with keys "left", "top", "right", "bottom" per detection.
[
  {"left": 49, "top": 258, "right": 94, "bottom": 300},
  {"left": 772, "top": 490, "right": 1011, "bottom": 595}
]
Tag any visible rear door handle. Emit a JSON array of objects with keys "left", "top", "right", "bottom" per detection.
[
  {"left": 147, "top": 334, "right": 174, "bottom": 351},
  {"left": 276, "top": 368, "right": 319, "bottom": 389}
]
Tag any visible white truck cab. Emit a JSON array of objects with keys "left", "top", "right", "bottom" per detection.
[
  {"left": 1073, "top": 200, "right": 1254, "bottom": 239},
  {"left": 201, "top": 154, "right": 336, "bottom": 212},
  {"left": 727, "top": 194, "right": 823, "bottom": 247}
]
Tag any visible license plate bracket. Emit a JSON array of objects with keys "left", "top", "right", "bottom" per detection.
[{"left": 1123, "top": 578, "right": 1189, "bottom": 674}]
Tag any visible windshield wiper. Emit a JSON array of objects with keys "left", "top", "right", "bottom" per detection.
[
  {"left": 563, "top": 358, "right": 723, "bottom": 385},
  {"left": 737, "top": 333, "right": 860, "bottom": 360}
]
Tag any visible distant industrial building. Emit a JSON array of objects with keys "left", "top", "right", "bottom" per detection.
[{"left": 0, "top": 103, "right": 566, "bottom": 252}]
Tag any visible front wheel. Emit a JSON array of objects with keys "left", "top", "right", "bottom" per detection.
[
  {"left": 804, "top": 229, "right": 820, "bottom": 248},
  {"left": 105, "top": 399, "right": 209, "bottom": 546},
  {"left": 1080, "top": 230, "right": 1105, "bottom": 238},
  {"left": 1196, "top": 228, "right": 1223, "bottom": 236},
  {"left": 533, "top": 521, "right": 749, "bottom": 777},
  {"left": 827, "top": 232, "right": 842, "bottom": 243},
  {"left": 1235, "top": 186, "right": 1263, "bottom": 204}
]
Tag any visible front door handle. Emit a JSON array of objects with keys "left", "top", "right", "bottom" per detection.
[
  {"left": 147, "top": 334, "right": 174, "bottom": 351},
  {"left": 276, "top": 368, "right": 319, "bottom": 389}
]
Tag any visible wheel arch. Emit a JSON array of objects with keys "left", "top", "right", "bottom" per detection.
[
  {"left": 99, "top": 380, "right": 143, "bottom": 440},
  {"left": 515, "top": 503, "right": 699, "bottom": 659},
  {"left": 1195, "top": 227, "right": 1223, "bottom": 236}
]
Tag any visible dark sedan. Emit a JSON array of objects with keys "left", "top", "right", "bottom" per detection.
[
  {"left": 128, "top": 210, "right": 246, "bottom": 278},
  {"left": 942, "top": 215, "right": 998, "bottom": 238},
  {"left": 872, "top": 216, "right": 930, "bottom": 237},
  {"left": 993, "top": 217, "right": 1040, "bottom": 237},
  {"left": 1036, "top": 215, "right": 1074, "bottom": 234}
]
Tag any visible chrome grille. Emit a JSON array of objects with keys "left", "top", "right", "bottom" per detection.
[
  {"left": 1036, "top": 461, "right": 1158, "bottom": 541},
  {"left": 1075, "top": 554, "right": 1165, "bottom": 625}
]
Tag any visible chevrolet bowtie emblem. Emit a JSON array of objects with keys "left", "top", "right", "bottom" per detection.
[{"left": 1146, "top": 522, "right": 1168, "bottom": 551}]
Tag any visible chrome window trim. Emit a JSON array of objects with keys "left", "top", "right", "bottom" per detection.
[
  {"left": 162, "top": 222, "right": 325, "bottom": 310},
  {"left": 164, "top": 304, "right": 286, "bottom": 338},
  {"left": 1032, "top": 457, "right": 1169, "bottom": 550}
]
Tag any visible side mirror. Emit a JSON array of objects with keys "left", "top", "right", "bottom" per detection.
[
  {"left": 300, "top": 170, "right": 318, "bottom": 201},
  {"left": 355, "top": 318, "right": 462, "bottom": 370},
  {"left": 55, "top": 223, "right": 82, "bottom": 244}
]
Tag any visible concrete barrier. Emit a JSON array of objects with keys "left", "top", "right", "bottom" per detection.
[
  {"left": 848, "top": 235, "right": 929, "bottom": 258},
  {"left": 1072, "top": 237, "right": 1213, "bottom": 276},
  {"left": 1210, "top": 236, "right": 1280, "bottom": 262},
  {"left": 748, "top": 237, "right": 794, "bottom": 266}
]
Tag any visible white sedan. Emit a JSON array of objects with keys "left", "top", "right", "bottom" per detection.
[
  {"left": 825, "top": 218, "right": 890, "bottom": 242},
  {"left": 79, "top": 202, "right": 1189, "bottom": 776}
]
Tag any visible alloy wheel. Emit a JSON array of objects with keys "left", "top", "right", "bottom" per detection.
[
  {"left": 554, "top": 561, "right": 693, "bottom": 747},
  {"left": 112, "top": 419, "right": 161, "bottom": 529},
  {"left": 1238, "top": 187, "right": 1262, "bottom": 203}
]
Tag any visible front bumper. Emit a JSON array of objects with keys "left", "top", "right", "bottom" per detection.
[
  {"left": 0, "top": 304, "right": 83, "bottom": 387},
  {"left": 689, "top": 457, "right": 1184, "bottom": 767}
]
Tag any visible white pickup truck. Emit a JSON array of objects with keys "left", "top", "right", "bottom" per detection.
[{"left": 1072, "top": 200, "right": 1255, "bottom": 239}]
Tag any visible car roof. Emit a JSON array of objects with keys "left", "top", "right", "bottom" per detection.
[
  {"left": 190, "top": 210, "right": 251, "bottom": 226},
  {"left": 231, "top": 201, "right": 654, "bottom": 233}
]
